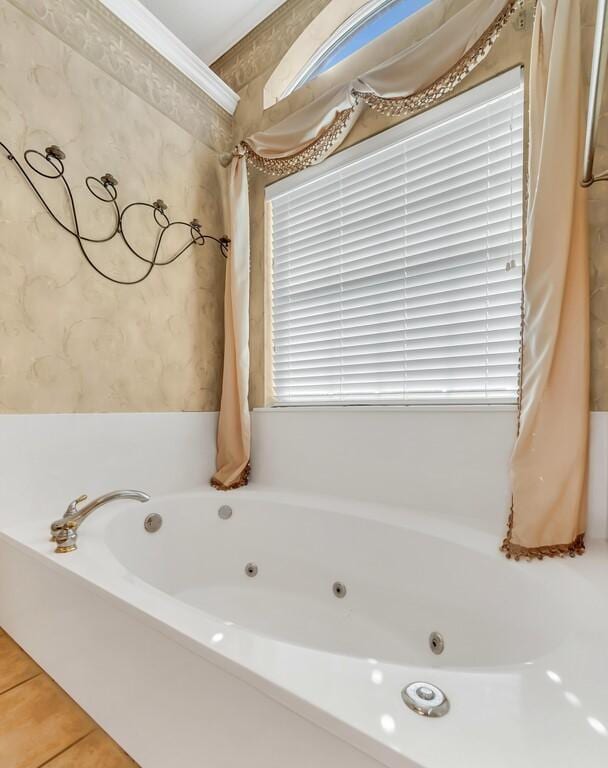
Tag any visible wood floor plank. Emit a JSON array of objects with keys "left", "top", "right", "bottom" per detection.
[
  {"left": 42, "top": 729, "right": 138, "bottom": 768},
  {"left": 0, "top": 634, "right": 41, "bottom": 694},
  {"left": 0, "top": 675, "right": 95, "bottom": 768}
]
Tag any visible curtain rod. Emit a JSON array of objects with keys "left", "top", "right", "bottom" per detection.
[{"left": 582, "top": 0, "right": 608, "bottom": 187}]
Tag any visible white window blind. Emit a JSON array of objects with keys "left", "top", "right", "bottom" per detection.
[{"left": 268, "top": 69, "right": 524, "bottom": 406}]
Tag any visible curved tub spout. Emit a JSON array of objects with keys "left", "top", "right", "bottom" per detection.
[{"left": 50, "top": 490, "right": 150, "bottom": 553}]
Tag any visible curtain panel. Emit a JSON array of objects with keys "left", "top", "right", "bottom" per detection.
[
  {"left": 211, "top": 155, "right": 251, "bottom": 490},
  {"left": 502, "top": 0, "right": 590, "bottom": 560}
]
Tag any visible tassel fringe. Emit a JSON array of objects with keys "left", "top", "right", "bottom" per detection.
[{"left": 211, "top": 462, "right": 251, "bottom": 491}]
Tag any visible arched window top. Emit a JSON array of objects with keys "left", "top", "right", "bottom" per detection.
[{"left": 283, "top": 0, "right": 435, "bottom": 98}]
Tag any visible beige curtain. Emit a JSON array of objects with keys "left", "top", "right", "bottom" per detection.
[
  {"left": 502, "top": 0, "right": 590, "bottom": 559},
  {"left": 213, "top": 0, "right": 521, "bottom": 488},
  {"left": 212, "top": 155, "right": 251, "bottom": 490}
]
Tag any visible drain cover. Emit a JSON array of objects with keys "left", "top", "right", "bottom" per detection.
[{"left": 402, "top": 682, "right": 449, "bottom": 718}]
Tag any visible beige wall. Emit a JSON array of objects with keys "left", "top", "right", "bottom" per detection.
[
  {"left": 583, "top": 0, "right": 608, "bottom": 412},
  {"left": 215, "top": 0, "right": 608, "bottom": 411},
  {"left": 0, "top": 0, "right": 231, "bottom": 413}
]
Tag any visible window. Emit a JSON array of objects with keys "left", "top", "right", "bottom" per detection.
[
  {"left": 285, "top": 0, "right": 434, "bottom": 96},
  {"left": 267, "top": 69, "right": 524, "bottom": 406}
]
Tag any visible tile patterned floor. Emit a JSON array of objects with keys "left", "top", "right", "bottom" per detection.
[{"left": 0, "top": 628, "right": 138, "bottom": 768}]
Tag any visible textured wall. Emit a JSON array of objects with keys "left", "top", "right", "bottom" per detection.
[
  {"left": 0, "top": 0, "right": 230, "bottom": 413},
  {"left": 215, "top": 0, "right": 608, "bottom": 410},
  {"left": 583, "top": 0, "right": 608, "bottom": 411}
]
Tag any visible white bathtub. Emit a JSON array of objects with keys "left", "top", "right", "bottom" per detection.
[{"left": 1, "top": 487, "right": 607, "bottom": 767}]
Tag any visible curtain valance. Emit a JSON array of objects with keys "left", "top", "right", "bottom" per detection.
[{"left": 241, "top": 0, "right": 522, "bottom": 175}]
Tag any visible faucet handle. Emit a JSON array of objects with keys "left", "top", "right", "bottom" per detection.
[
  {"left": 64, "top": 494, "right": 88, "bottom": 517},
  {"left": 50, "top": 495, "right": 88, "bottom": 543}
]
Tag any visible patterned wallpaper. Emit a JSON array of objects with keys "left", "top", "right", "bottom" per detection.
[
  {"left": 216, "top": 0, "right": 608, "bottom": 411},
  {"left": 11, "top": 0, "right": 233, "bottom": 152},
  {"left": 0, "top": 0, "right": 229, "bottom": 413}
]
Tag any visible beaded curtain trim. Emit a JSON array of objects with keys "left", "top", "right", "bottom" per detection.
[
  {"left": 501, "top": 506, "right": 586, "bottom": 561},
  {"left": 241, "top": 106, "right": 358, "bottom": 176},
  {"left": 235, "top": 0, "right": 522, "bottom": 176},
  {"left": 353, "top": 0, "right": 522, "bottom": 116},
  {"left": 211, "top": 462, "right": 251, "bottom": 491}
]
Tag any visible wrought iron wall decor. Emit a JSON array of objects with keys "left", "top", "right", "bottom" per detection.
[{"left": 0, "top": 140, "right": 230, "bottom": 285}]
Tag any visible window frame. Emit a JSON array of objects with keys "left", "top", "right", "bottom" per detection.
[
  {"left": 266, "top": 67, "right": 525, "bottom": 409},
  {"left": 282, "top": 0, "right": 407, "bottom": 98}
]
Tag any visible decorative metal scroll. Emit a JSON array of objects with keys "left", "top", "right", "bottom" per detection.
[{"left": 0, "top": 141, "right": 230, "bottom": 285}]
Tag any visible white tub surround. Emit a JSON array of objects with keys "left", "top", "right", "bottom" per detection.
[
  {"left": 0, "top": 412, "right": 218, "bottom": 528},
  {"left": 588, "top": 411, "right": 608, "bottom": 540},
  {"left": 1, "top": 409, "right": 606, "bottom": 536},
  {"left": 250, "top": 408, "right": 608, "bottom": 540},
  {"left": 252, "top": 407, "right": 518, "bottom": 535},
  {"left": 1, "top": 488, "right": 608, "bottom": 768}
]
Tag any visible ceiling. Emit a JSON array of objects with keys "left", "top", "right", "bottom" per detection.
[{"left": 138, "top": 0, "right": 287, "bottom": 65}]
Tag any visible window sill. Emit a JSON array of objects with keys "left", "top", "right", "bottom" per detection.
[{"left": 255, "top": 404, "right": 519, "bottom": 414}]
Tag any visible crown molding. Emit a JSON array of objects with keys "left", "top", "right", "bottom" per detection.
[
  {"left": 8, "top": 0, "right": 234, "bottom": 151},
  {"left": 97, "top": 0, "right": 239, "bottom": 114},
  {"left": 203, "top": 0, "right": 286, "bottom": 65}
]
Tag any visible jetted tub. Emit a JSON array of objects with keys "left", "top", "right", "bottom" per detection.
[{"left": 1, "top": 487, "right": 607, "bottom": 767}]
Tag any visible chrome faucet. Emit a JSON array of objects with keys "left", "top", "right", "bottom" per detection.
[{"left": 50, "top": 490, "right": 150, "bottom": 553}]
